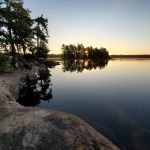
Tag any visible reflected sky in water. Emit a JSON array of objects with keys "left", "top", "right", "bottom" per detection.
[{"left": 40, "top": 59, "right": 150, "bottom": 150}]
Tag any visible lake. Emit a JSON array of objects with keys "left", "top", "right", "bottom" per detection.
[{"left": 39, "top": 59, "right": 150, "bottom": 150}]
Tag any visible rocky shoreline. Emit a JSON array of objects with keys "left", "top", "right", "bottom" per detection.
[{"left": 0, "top": 68, "right": 120, "bottom": 150}]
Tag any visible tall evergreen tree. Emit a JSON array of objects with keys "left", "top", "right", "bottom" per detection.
[
  {"left": 32, "top": 15, "right": 49, "bottom": 59},
  {"left": 0, "top": 0, "right": 50, "bottom": 67},
  {"left": 0, "top": 0, "right": 32, "bottom": 67}
]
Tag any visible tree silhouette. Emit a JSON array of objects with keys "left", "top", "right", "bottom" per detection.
[
  {"left": 61, "top": 44, "right": 110, "bottom": 60},
  {"left": 32, "top": 15, "right": 49, "bottom": 59},
  {"left": 0, "top": 0, "right": 50, "bottom": 67},
  {"left": 0, "top": 0, "right": 32, "bottom": 67}
]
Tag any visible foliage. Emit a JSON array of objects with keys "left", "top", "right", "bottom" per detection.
[
  {"left": 0, "top": 53, "right": 12, "bottom": 73},
  {"left": 0, "top": 0, "right": 49, "bottom": 68},
  {"left": 34, "top": 42, "right": 49, "bottom": 59},
  {"left": 30, "top": 15, "right": 49, "bottom": 60},
  {"left": 0, "top": 0, "right": 32, "bottom": 67},
  {"left": 61, "top": 44, "right": 110, "bottom": 60}
]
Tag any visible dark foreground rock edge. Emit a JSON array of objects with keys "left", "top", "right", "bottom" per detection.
[{"left": 0, "top": 70, "right": 120, "bottom": 150}]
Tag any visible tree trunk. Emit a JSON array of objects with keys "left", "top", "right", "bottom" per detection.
[
  {"left": 11, "top": 43, "right": 17, "bottom": 68},
  {"left": 8, "top": 27, "right": 17, "bottom": 69},
  {"left": 23, "top": 45, "right": 26, "bottom": 56},
  {"left": 37, "top": 23, "right": 40, "bottom": 47}
]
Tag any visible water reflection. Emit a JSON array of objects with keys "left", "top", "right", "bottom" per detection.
[
  {"left": 39, "top": 59, "right": 150, "bottom": 150},
  {"left": 17, "top": 66, "right": 53, "bottom": 106},
  {"left": 62, "top": 59, "right": 108, "bottom": 72}
]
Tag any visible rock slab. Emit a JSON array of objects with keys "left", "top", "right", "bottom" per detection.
[{"left": 0, "top": 70, "right": 120, "bottom": 150}]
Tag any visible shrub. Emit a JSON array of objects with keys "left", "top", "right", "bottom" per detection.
[{"left": 0, "top": 53, "right": 12, "bottom": 73}]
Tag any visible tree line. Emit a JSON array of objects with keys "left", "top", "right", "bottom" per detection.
[
  {"left": 61, "top": 44, "right": 110, "bottom": 59},
  {"left": 0, "top": 0, "right": 49, "bottom": 68}
]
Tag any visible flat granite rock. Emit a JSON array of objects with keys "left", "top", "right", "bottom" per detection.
[{"left": 0, "top": 70, "right": 120, "bottom": 150}]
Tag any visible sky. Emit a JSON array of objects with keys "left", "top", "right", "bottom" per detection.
[{"left": 24, "top": 0, "right": 150, "bottom": 54}]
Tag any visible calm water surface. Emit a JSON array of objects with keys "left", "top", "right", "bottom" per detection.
[{"left": 40, "top": 59, "right": 150, "bottom": 150}]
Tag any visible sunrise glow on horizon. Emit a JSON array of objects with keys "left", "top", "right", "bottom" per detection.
[{"left": 24, "top": 0, "right": 150, "bottom": 55}]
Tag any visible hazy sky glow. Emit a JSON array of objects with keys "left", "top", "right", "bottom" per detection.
[{"left": 24, "top": 0, "right": 150, "bottom": 54}]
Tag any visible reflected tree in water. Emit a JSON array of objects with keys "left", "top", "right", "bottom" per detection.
[
  {"left": 17, "top": 66, "right": 52, "bottom": 106},
  {"left": 62, "top": 59, "right": 108, "bottom": 73}
]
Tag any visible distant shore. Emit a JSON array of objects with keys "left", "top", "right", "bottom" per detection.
[
  {"left": 48, "top": 54, "right": 150, "bottom": 59},
  {"left": 111, "top": 55, "right": 150, "bottom": 58}
]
